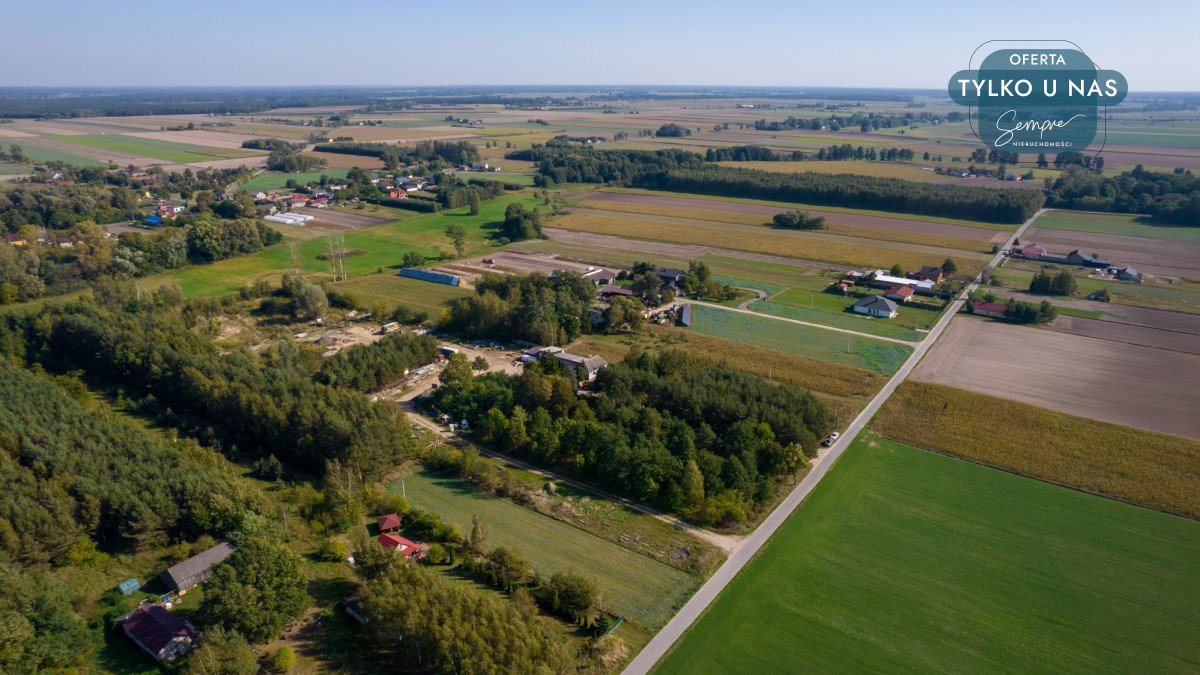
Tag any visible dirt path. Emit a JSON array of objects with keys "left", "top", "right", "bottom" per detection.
[{"left": 676, "top": 298, "right": 918, "bottom": 346}]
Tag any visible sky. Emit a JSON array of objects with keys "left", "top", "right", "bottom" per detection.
[{"left": 3, "top": 0, "right": 1197, "bottom": 90}]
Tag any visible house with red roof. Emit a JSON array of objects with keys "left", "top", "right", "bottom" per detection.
[
  {"left": 378, "top": 533, "right": 426, "bottom": 559},
  {"left": 970, "top": 300, "right": 1009, "bottom": 318},
  {"left": 884, "top": 285, "right": 915, "bottom": 302},
  {"left": 377, "top": 513, "right": 401, "bottom": 533},
  {"left": 117, "top": 605, "right": 198, "bottom": 663},
  {"left": 1017, "top": 243, "right": 1047, "bottom": 259}
]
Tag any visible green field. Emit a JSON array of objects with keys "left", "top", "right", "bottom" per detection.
[
  {"left": 239, "top": 168, "right": 350, "bottom": 193},
  {"left": 0, "top": 160, "right": 33, "bottom": 174},
  {"left": 465, "top": 172, "right": 536, "bottom": 186},
  {"left": 391, "top": 468, "right": 698, "bottom": 629},
  {"left": 148, "top": 193, "right": 541, "bottom": 297},
  {"left": 329, "top": 274, "right": 470, "bottom": 314},
  {"left": 1034, "top": 209, "right": 1200, "bottom": 242},
  {"left": 18, "top": 143, "right": 106, "bottom": 166},
  {"left": 771, "top": 286, "right": 943, "bottom": 328},
  {"left": 656, "top": 433, "right": 1200, "bottom": 674},
  {"left": 689, "top": 304, "right": 911, "bottom": 374},
  {"left": 750, "top": 298, "right": 925, "bottom": 341},
  {"left": 43, "top": 134, "right": 262, "bottom": 163}
]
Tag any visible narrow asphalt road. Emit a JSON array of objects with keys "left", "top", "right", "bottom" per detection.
[{"left": 622, "top": 208, "right": 1044, "bottom": 674}]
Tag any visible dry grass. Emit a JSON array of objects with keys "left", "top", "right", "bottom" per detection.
[
  {"left": 570, "top": 324, "right": 885, "bottom": 400},
  {"left": 872, "top": 381, "right": 1200, "bottom": 519},
  {"left": 305, "top": 151, "right": 384, "bottom": 169},
  {"left": 822, "top": 222, "right": 993, "bottom": 253},
  {"left": 549, "top": 212, "right": 981, "bottom": 275}
]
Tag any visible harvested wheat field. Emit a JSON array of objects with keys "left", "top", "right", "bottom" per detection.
[{"left": 912, "top": 316, "right": 1200, "bottom": 439}]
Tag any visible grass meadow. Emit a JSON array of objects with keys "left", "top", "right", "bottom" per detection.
[
  {"left": 1034, "top": 209, "right": 1200, "bottom": 242},
  {"left": 655, "top": 432, "right": 1200, "bottom": 673},
  {"left": 390, "top": 468, "right": 699, "bottom": 631},
  {"left": 872, "top": 381, "right": 1200, "bottom": 519},
  {"left": 328, "top": 274, "right": 469, "bottom": 315},
  {"left": 689, "top": 304, "right": 912, "bottom": 375},
  {"left": 148, "top": 193, "right": 542, "bottom": 297}
]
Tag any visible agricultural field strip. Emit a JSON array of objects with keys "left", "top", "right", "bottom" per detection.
[
  {"left": 624, "top": 208, "right": 1044, "bottom": 674},
  {"left": 682, "top": 299, "right": 915, "bottom": 345}
]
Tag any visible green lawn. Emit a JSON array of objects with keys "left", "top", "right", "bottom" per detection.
[
  {"left": 770, "top": 286, "right": 943, "bottom": 330},
  {"left": 43, "top": 134, "right": 262, "bottom": 163},
  {"left": 147, "top": 193, "right": 541, "bottom": 297},
  {"left": 689, "top": 304, "right": 911, "bottom": 375},
  {"left": 1034, "top": 210, "right": 1200, "bottom": 242},
  {"left": 18, "top": 143, "right": 106, "bottom": 166},
  {"left": 750, "top": 299, "right": 925, "bottom": 341},
  {"left": 656, "top": 433, "right": 1200, "bottom": 674},
  {"left": 465, "top": 172, "right": 537, "bottom": 186},
  {"left": 239, "top": 169, "right": 350, "bottom": 193},
  {"left": 391, "top": 468, "right": 698, "bottom": 630},
  {"left": 329, "top": 274, "right": 470, "bottom": 314},
  {"left": 0, "top": 160, "right": 33, "bottom": 174}
]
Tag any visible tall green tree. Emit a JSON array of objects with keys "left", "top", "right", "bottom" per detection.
[{"left": 201, "top": 533, "right": 308, "bottom": 643}]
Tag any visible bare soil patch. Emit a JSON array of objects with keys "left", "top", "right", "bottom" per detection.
[
  {"left": 291, "top": 207, "right": 391, "bottom": 229},
  {"left": 1046, "top": 314, "right": 1200, "bottom": 355},
  {"left": 582, "top": 191, "right": 1003, "bottom": 241},
  {"left": 912, "top": 316, "right": 1200, "bottom": 439}
]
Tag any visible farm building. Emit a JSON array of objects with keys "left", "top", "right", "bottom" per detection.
[
  {"left": 1115, "top": 267, "right": 1143, "bottom": 282},
  {"left": 399, "top": 267, "right": 461, "bottom": 286},
  {"left": 118, "top": 578, "right": 140, "bottom": 596},
  {"left": 853, "top": 295, "right": 899, "bottom": 319},
  {"left": 583, "top": 267, "right": 620, "bottom": 285},
  {"left": 117, "top": 605, "right": 198, "bottom": 663},
  {"left": 1066, "top": 250, "right": 1113, "bottom": 268},
  {"left": 678, "top": 304, "right": 694, "bottom": 327},
  {"left": 378, "top": 533, "right": 426, "bottom": 559},
  {"left": 884, "top": 285, "right": 915, "bottom": 302},
  {"left": 598, "top": 284, "right": 634, "bottom": 298},
  {"left": 160, "top": 542, "right": 234, "bottom": 593},
  {"left": 868, "top": 271, "right": 934, "bottom": 293},
  {"left": 970, "top": 300, "right": 1009, "bottom": 318},
  {"left": 377, "top": 513, "right": 401, "bottom": 533},
  {"left": 265, "top": 213, "right": 314, "bottom": 226}
]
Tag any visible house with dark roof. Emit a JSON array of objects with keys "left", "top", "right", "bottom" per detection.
[
  {"left": 852, "top": 295, "right": 898, "bottom": 318},
  {"left": 160, "top": 542, "right": 234, "bottom": 593},
  {"left": 915, "top": 265, "right": 944, "bottom": 283},
  {"left": 551, "top": 351, "right": 609, "bottom": 381},
  {"left": 598, "top": 284, "right": 634, "bottom": 298},
  {"left": 655, "top": 267, "right": 685, "bottom": 284},
  {"left": 970, "top": 300, "right": 1008, "bottom": 318},
  {"left": 378, "top": 533, "right": 426, "bottom": 559},
  {"left": 1115, "top": 267, "right": 1142, "bottom": 282},
  {"left": 1067, "top": 250, "right": 1113, "bottom": 268},
  {"left": 117, "top": 605, "right": 198, "bottom": 662},
  {"left": 377, "top": 513, "right": 401, "bottom": 533}
]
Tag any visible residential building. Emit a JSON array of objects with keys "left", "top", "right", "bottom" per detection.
[
  {"left": 378, "top": 533, "right": 426, "bottom": 559},
  {"left": 3, "top": 234, "right": 26, "bottom": 246},
  {"left": 1115, "top": 266, "right": 1142, "bottom": 282},
  {"left": 160, "top": 542, "right": 234, "bottom": 593},
  {"left": 117, "top": 605, "right": 198, "bottom": 662},
  {"left": 971, "top": 300, "right": 1008, "bottom": 318},
  {"left": 543, "top": 349, "right": 608, "bottom": 381},
  {"left": 655, "top": 267, "right": 685, "bottom": 284},
  {"left": 914, "top": 265, "right": 944, "bottom": 283},
  {"left": 1066, "top": 250, "right": 1113, "bottom": 268},
  {"left": 1016, "top": 243, "right": 1047, "bottom": 258},
  {"left": 852, "top": 295, "right": 899, "bottom": 318},
  {"left": 377, "top": 513, "right": 401, "bottom": 533},
  {"left": 884, "top": 285, "right": 915, "bottom": 302}
]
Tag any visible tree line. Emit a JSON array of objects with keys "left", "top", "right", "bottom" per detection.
[
  {"left": 1046, "top": 165, "right": 1200, "bottom": 226},
  {"left": 445, "top": 270, "right": 594, "bottom": 345},
  {"left": 316, "top": 332, "right": 439, "bottom": 392},
  {"left": 313, "top": 140, "right": 479, "bottom": 170},
  {"left": 429, "top": 349, "right": 829, "bottom": 526}
]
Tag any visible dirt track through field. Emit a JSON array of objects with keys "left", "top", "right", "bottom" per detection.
[
  {"left": 912, "top": 317, "right": 1200, "bottom": 439},
  {"left": 1025, "top": 227, "right": 1200, "bottom": 277},
  {"left": 582, "top": 191, "right": 1005, "bottom": 241}
]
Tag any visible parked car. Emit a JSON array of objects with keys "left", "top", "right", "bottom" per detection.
[{"left": 821, "top": 431, "right": 841, "bottom": 447}]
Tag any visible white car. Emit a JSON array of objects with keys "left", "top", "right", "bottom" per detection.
[{"left": 821, "top": 431, "right": 841, "bottom": 447}]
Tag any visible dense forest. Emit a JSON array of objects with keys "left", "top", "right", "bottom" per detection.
[
  {"left": 636, "top": 165, "right": 1043, "bottom": 223},
  {"left": 313, "top": 140, "right": 479, "bottom": 170},
  {"left": 317, "top": 332, "right": 439, "bottom": 392},
  {"left": 430, "top": 350, "right": 828, "bottom": 526},
  {"left": 13, "top": 302, "right": 419, "bottom": 480},
  {"left": 509, "top": 141, "right": 1042, "bottom": 223},
  {"left": 445, "top": 271, "right": 594, "bottom": 345},
  {"left": 1046, "top": 166, "right": 1200, "bottom": 225}
]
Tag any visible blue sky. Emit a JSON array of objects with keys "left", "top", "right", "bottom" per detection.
[{"left": 4, "top": 0, "right": 1197, "bottom": 90}]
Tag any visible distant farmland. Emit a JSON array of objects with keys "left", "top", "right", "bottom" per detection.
[
  {"left": 44, "top": 133, "right": 263, "bottom": 163},
  {"left": 656, "top": 433, "right": 1200, "bottom": 673},
  {"left": 239, "top": 168, "right": 350, "bottom": 193}
]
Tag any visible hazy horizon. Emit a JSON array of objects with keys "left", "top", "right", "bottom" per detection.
[{"left": 5, "top": 0, "right": 1198, "bottom": 90}]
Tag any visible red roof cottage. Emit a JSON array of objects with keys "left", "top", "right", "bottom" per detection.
[
  {"left": 378, "top": 533, "right": 426, "bottom": 559},
  {"left": 117, "top": 605, "right": 198, "bottom": 662},
  {"left": 884, "top": 285, "right": 915, "bottom": 302},
  {"left": 377, "top": 513, "right": 401, "bottom": 533},
  {"left": 971, "top": 300, "right": 1008, "bottom": 318}
]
